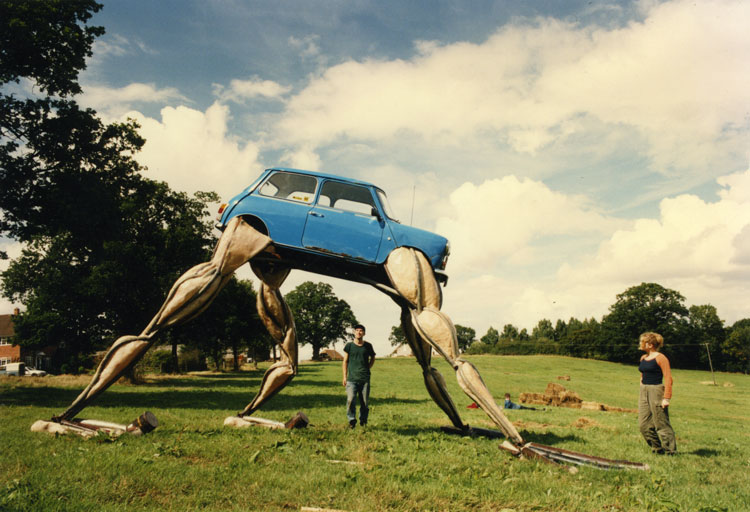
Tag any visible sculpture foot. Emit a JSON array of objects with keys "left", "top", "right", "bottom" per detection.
[
  {"left": 224, "top": 411, "right": 309, "bottom": 430},
  {"left": 500, "top": 441, "right": 650, "bottom": 471},
  {"left": 32, "top": 412, "right": 158, "bottom": 438}
]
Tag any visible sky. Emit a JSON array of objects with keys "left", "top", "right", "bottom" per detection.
[{"left": 2, "top": 0, "right": 749, "bottom": 360}]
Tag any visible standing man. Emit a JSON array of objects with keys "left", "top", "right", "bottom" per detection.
[{"left": 342, "top": 324, "right": 376, "bottom": 428}]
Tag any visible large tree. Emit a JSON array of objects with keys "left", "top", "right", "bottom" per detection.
[
  {"left": 480, "top": 326, "right": 499, "bottom": 347},
  {"left": 598, "top": 283, "right": 689, "bottom": 364},
  {"left": 285, "top": 281, "right": 358, "bottom": 360},
  {"left": 531, "top": 319, "right": 554, "bottom": 341},
  {"left": 722, "top": 319, "right": 750, "bottom": 373},
  {"left": 388, "top": 324, "right": 406, "bottom": 347},
  {"left": 500, "top": 323, "right": 519, "bottom": 341},
  {"left": 687, "top": 304, "right": 726, "bottom": 370},
  {"left": 454, "top": 324, "right": 476, "bottom": 352},
  {"left": 0, "top": 1, "right": 219, "bottom": 371}
]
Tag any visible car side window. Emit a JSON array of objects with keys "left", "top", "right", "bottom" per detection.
[
  {"left": 258, "top": 172, "right": 317, "bottom": 204},
  {"left": 318, "top": 181, "right": 377, "bottom": 216}
]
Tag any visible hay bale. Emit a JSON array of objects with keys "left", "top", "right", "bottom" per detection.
[
  {"left": 580, "top": 401, "right": 605, "bottom": 411},
  {"left": 545, "top": 382, "right": 567, "bottom": 395},
  {"left": 520, "top": 392, "right": 550, "bottom": 406}
]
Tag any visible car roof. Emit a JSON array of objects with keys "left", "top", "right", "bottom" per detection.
[{"left": 268, "top": 168, "right": 380, "bottom": 190}]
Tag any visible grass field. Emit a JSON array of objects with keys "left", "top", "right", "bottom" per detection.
[{"left": 1, "top": 355, "right": 748, "bottom": 511}]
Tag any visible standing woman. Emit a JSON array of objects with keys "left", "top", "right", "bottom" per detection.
[{"left": 638, "top": 332, "right": 677, "bottom": 454}]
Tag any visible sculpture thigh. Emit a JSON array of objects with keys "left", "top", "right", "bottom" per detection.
[
  {"left": 56, "top": 217, "right": 273, "bottom": 421},
  {"left": 385, "top": 247, "right": 524, "bottom": 445}
]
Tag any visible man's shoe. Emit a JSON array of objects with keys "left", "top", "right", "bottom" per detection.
[{"left": 349, "top": 420, "right": 356, "bottom": 429}]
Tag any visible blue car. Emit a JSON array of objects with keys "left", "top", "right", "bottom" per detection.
[{"left": 217, "top": 168, "right": 450, "bottom": 285}]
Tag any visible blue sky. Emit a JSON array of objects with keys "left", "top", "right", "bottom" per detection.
[{"left": 3, "top": 0, "right": 749, "bottom": 358}]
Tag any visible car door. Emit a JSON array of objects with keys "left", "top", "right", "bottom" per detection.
[
  {"left": 250, "top": 171, "right": 318, "bottom": 246},
  {"left": 302, "top": 180, "right": 385, "bottom": 262}
]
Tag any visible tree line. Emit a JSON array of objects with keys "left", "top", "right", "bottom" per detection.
[{"left": 453, "top": 283, "right": 749, "bottom": 373}]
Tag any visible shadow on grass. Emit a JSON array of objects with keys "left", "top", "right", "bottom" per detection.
[
  {"left": 141, "top": 375, "right": 263, "bottom": 389},
  {"left": 0, "top": 371, "right": 430, "bottom": 414},
  {"left": 520, "top": 431, "right": 583, "bottom": 445},
  {"left": 141, "top": 365, "right": 328, "bottom": 389},
  {"left": 288, "top": 378, "right": 341, "bottom": 388},
  {"left": 688, "top": 448, "right": 720, "bottom": 457},
  {"left": 0, "top": 386, "right": 344, "bottom": 412}
]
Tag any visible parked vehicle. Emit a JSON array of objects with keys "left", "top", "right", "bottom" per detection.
[
  {"left": 24, "top": 366, "right": 47, "bottom": 376},
  {"left": 0, "top": 362, "right": 25, "bottom": 376},
  {"left": 217, "top": 168, "right": 450, "bottom": 286}
]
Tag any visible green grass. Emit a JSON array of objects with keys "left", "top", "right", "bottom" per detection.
[{"left": 1, "top": 355, "right": 748, "bottom": 511}]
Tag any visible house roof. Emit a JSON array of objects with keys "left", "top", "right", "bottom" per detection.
[
  {"left": 321, "top": 348, "right": 344, "bottom": 360},
  {"left": 0, "top": 314, "right": 16, "bottom": 337},
  {"left": 388, "top": 343, "right": 414, "bottom": 357}
]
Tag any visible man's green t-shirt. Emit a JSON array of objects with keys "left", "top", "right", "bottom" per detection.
[{"left": 344, "top": 341, "right": 376, "bottom": 383}]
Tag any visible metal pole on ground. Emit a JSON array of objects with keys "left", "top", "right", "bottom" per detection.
[{"left": 704, "top": 343, "right": 716, "bottom": 386}]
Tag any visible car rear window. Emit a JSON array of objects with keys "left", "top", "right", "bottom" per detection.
[{"left": 258, "top": 172, "right": 317, "bottom": 203}]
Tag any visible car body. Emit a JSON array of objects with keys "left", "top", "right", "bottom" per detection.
[
  {"left": 0, "top": 362, "right": 24, "bottom": 376},
  {"left": 217, "top": 168, "right": 450, "bottom": 286},
  {"left": 24, "top": 366, "right": 47, "bottom": 377}
]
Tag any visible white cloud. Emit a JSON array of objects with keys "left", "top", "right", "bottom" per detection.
[
  {"left": 212, "top": 78, "right": 292, "bottom": 103},
  {"left": 289, "top": 35, "right": 321, "bottom": 59},
  {"left": 435, "top": 175, "right": 623, "bottom": 272},
  {"left": 559, "top": 169, "right": 750, "bottom": 283},
  {"left": 288, "top": 35, "right": 327, "bottom": 68},
  {"left": 91, "top": 34, "right": 132, "bottom": 59},
  {"left": 442, "top": 275, "right": 612, "bottom": 333},
  {"left": 554, "top": 168, "right": 750, "bottom": 322},
  {"left": 87, "top": 34, "right": 158, "bottom": 74},
  {"left": 434, "top": 167, "right": 750, "bottom": 335},
  {"left": 81, "top": 83, "right": 187, "bottom": 118},
  {"left": 279, "top": 145, "right": 322, "bottom": 171},
  {"left": 124, "top": 102, "right": 264, "bottom": 198},
  {"left": 273, "top": 0, "right": 750, "bottom": 179}
]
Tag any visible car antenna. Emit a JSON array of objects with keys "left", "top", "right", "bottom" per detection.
[{"left": 410, "top": 184, "right": 415, "bottom": 225}]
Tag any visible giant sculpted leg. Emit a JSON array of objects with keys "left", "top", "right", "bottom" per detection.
[
  {"left": 384, "top": 248, "right": 524, "bottom": 445},
  {"left": 237, "top": 262, "right": 297, "bottom": 417},
  {"left": 55, "top": 217, "right": 272, "bottom": 421}
]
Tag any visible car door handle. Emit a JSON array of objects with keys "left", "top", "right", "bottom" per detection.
[{"left": 309, "top": 211, "right": 324, "bottom": 217}]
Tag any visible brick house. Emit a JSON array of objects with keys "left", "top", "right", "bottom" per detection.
[{"left": 0, "top": 309, "right": 56, "bottom": 371}]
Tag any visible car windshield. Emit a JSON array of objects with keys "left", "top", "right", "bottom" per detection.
[{"left": 376, "top": 189, "right": 398, "bottom": 221}]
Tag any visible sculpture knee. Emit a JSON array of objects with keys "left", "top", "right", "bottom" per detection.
[
  {"left": 411, "top": 307, "right": 459, "bottom": 362},
  {"left": 212, "top": 216, "right": 272, "bottom": 275},
  {"left": 385, "top": 247, "right": 442, "bottom": 311}
]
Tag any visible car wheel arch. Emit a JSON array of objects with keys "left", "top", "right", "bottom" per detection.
[
  {"left": 238, "top": 214, "right": 269, "bottom": 236},
  {"left": 387, "top": 245, "right": 437, "bottom": 272}
]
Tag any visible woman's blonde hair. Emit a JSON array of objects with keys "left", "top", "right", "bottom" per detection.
[{"left": 639, "top": 332, "right": 664, "bottom": 351}]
